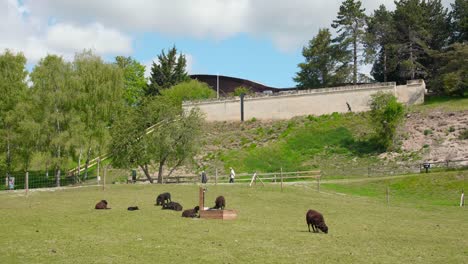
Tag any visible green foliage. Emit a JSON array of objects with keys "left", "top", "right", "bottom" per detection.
[
  {"left": 160, "top": 79, "right": 216, "bottom": 105},
  {"left": 332, "top": 0, "right": 367, "bottom": 84},
  {"left": 0, "top": 50, "right": 28, "bottom": 177},
  {"left": 294, "top": 28, "right": 349, "bottom": 89},
  {"left": 369, "top": 92, "right": 405, "bottom": 150},
  {"left": 111, "top": 96, "right": 204, "bottom": 183},
  {"left": 448, "top": 126, "right": 455, "bottom": 133},
  {"left": 115, "top": 56, "right": 147, "bottom": 106},
  {"left": 423, "top": 129, "right": 432, "bottom": 135},
  {"left": 147, "top": 46, "right": 189, "bottom": 96},
  {"left": 459, "top": 129, "right": 468, "bottom": 140},
  {"left": 450, "top": 0, "right": 468, "bottom": 43},
  {"left": 431, "top": 43, "right": 468, "bottom": 96},
  {"left": 232, "top": 86, "right": 253, "bottom": 96}
]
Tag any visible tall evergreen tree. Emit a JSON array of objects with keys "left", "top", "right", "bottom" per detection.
[
  {"left": 393, "top": 0, "right": 431, "bottom": 81},
  {"left": 332, "top": 0, "right": 367, "bottom": 84},
  {"left": 450, "top": 0, "right": 468, "bottom": 43},
  {"left": 115, "top": 56, "right": 146, "bottom": 106},
  {"left": 366, "top": 5, "right": 398, "bottom": 82},
  {"left": 294, "top": 28, "right": 349, "bottom": 88},
  {"left": 147, "top": 46, "right": 189, "bottom": 96},
  {"left": 0, "top": 50, "right": 28, "bottom": 183}
]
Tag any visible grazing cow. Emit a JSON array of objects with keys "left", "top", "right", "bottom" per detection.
[
  {"left": 127, "top": 206, "right": 139, "bottom": 211},
  {"left": 306, "top": 209, "right": 328, "bottom": 234},
  {"left": 95, "top": 200, "right": 111, "bottom": 210},
  {"left": 156, "top": 192, "right": 171, "bottom": 206},
  {"left": 162, "top": 201, "right": 183, "bottom": 211},
  {"left": 213, "top": 196, "right": 225, "bottom": 210},
  {"left": 181, "top": 206, "right": 200, "bottom": 218}
]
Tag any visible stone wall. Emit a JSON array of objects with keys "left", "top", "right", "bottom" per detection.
[{"left": 183, "top": 80, "right": 425, "bottom": 121}]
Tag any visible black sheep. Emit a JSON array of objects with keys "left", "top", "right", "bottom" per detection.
[
  {"left": 127, "top": 206, "right": 139, "bottom": 211},
  {"left": 213, "top": 196, "right": 225, "bottom": 210},
  {"left": 306, "top": 209, "right": 328, "bottom": 234},
  {"left": 162, "top": 201, "right": 183, "bottom": 211},
  {"left": 95, "top": 200, "right": 111, "bottom": 210},
  {"left": 155, "top": 192, "right": 171, "bottom": 206},
  {"left": 181, "top": 206, "right": 200, "bottom": 218}
]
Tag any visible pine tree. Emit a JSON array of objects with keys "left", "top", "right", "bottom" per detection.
[
  {"left": 294, "top": 29, "right": 349, "bottom": 88},
  {"left": 450, "top": 0, "right": 468, "bottom": 43},
  {"left": 332, "top": 0, "right": 367, "bottom": 84},
  {"left": 147, "top": 46, "right": 189, "bottom": 96}
]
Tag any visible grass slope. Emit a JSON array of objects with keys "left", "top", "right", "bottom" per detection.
[{"left": 1, "top": 183, "right": 467, "bottom": 263}]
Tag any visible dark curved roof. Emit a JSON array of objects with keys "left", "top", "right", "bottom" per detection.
[{"left": 190, "top": 74, "right": 295, "bottom": 96}]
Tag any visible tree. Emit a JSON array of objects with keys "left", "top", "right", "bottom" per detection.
[
  {"left": 432, "top": 43, "right": 468, "bottom": 96},
  {"left": 160, "top": 80, "right": 216, "bottom": 105},
  {"left": 366, "top": 5, "right": 398, "bottom": 82},
  {"left": 369, "top": 92, "right": 405, "bottom": 150},
  {"left": 393, "top": 0, "right": 431, "bottom": 81},
  {"left": 73, "top": 50, "right": 125, "bottom": 180},
  {"left": 332, "top": 0, "right": 367, "bottom": 84},
  {"left": 111, "top": 97, "right": 204, "bottom": 183},
  {"left": 450, "top": 0, "right": 468, "bottom": 43},
  {"left": 115, "top": 56, "right": 147, "bottom": 106},
  {"left": 146, "top": 46, "right": 189, "bottom": 96},
  {"left": 232, "top": 86, "right": 253, "bottom": 96},
  {"left": 294, "top": 28, "right": 349, "bottom": 88},
  {"left": 0, "top": 50, "right": 28, "bottom": 182},
  {"left": 30, "top": 55, "right": 74, "bottom": 187}
]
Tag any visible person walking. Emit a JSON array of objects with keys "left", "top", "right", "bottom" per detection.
[
  {"left": 229, "top": 167, "right": 235, "bottom": 183},
  {"left": 201, "top": 170, "right": 208, "bottom": 184}
]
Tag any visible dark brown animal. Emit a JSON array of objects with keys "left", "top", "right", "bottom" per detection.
[
  {"left": 162, "top": 201, "right": 183, "bottom": 211},
  {"left": 156, "top": 192, "right": 171, "bottom": 206},
  {"left": 181, "top": 206, "right": 200, "bottom": 218},
  {"left": 213, "top": 196, "right": 225, "bottom": 209},
  {"left": 306, "top": 209, "right": 328, "bottom": 234},
  {"left": 127, "top": 206, "right": 139, "bottom": 211},
  {"left": 95, "top": 200, "right": 111, "bottom": 210}
]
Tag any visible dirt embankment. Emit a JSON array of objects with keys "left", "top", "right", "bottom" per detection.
[{"left": 401, "top": 110, "right": 468, "bottom": 163}]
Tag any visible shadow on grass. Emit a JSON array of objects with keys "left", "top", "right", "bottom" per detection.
[{"left": 340, "top": 136, "right": 384, "bottom": 156}]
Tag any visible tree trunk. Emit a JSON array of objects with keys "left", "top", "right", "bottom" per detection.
[
  {"left": 6, "top": 134, "right": 11, "bottom": 183},
  {"left": 55, "top": 166, "right": 61, "bottom": 187},
  {"left": 157, "top": 160, "right": 165, "bottom": 184},
  {"left": 409, "top": 42, "right": 415, "bottom": 80},
  {"left": 139, "top": 164, "right": 153, "bottom": 183},
  {"left": 84, "top": 147, "right": 91, "bottom": 180},
  {"left": 77, "top": 148, "right": 82, "bottom": 181},
  {"left": 353, "top": 36, "right": 358, "bottom": 84},
  {"left": 383, "top": 47, "right": 387, "bottom": 82}
]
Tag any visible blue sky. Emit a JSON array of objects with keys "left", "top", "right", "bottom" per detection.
[{"left": 1, "top": 0, "right": 454, "bottom": 88}]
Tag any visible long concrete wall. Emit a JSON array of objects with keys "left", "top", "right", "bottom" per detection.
[{"left": 184, "top": 80, "right": 426, "bottom": 121}]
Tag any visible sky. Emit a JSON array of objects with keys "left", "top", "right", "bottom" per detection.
[{"left": 1, "top": 0, "right": 455, "bottom": 88}]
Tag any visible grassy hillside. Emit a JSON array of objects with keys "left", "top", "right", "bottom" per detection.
[
  {"left": 199, "top": 96, "right": 468, "bottom": 176},
  {"left": 1, "top": 183, "right": 466, "bottom": 263}
]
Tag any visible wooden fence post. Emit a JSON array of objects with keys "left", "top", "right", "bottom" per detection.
[
  {"left": 280, "top": 167, "right": 283, "bottom": 192},
  {"left": 461, "top": 189, "right": 465, "bottom": 207},
  {"left": 386, "top": 186, "right": 390, "bottom": 205},
  {"left": 25, "top": 171, "right": 29, "bottom": 196},
  {"left": 97, "top": 158, "right": 100, "bottom": 185},
  {"left": 215, "top": 168, "right": 218, "bottom": 186},
  {"left": 102, "top": 166, "right": 106, "bottom": 191},
  {"left": 317, "top": 174, "right": 320, "bottom": 192}
]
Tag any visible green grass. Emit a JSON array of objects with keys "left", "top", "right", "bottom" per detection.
[
  {"left": 1, "top": 183, "right": 467, "bottom": 263},
  {"left": 221, "top": 112, "right": 380, "bottom": 173},
  {"left": 411, "top": 95, "right": 468, "bottom": 112},
  {"left": 321, "top": 170, "right": 467, "bottom": 206}
]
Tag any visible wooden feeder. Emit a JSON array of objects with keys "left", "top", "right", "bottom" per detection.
[{"left": 198, "top": 187, "right": 237, "bottom": 220}]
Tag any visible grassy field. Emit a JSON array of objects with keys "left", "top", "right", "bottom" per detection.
[{"left": 1, "top": 181, "right": 467, "bottom": 263}]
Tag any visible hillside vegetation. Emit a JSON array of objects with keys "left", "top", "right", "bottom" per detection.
[{"left": 198, "top": 97, "right": 468, "bottom": 176}]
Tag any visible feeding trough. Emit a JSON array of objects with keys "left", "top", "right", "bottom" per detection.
[{"left": 198, "top": 187, "right": 237, "bottom": 220}]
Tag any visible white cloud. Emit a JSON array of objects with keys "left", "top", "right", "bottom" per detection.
[
  {"left": 0, "top": 0, "right": 132, "bottom": 64},
  {"left": 22, "top": 0, "right": 454, "bottom": 52}
]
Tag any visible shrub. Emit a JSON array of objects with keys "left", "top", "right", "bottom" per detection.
[
  {"left": 448, "top": 126, "right": 455, "bottom": 133},
  {"left": 459, "top": 129, "right": 468, "bottom": 140},
  {"left": 369, "top": 92, "right": 405, "bottom": 150},
  {"left": 232, "top": 86, "right": 253, "bottom": 96},
  {"left": 161, "top": 79, "right": 216, "bottom": 104},
  {"left": 424, "top": 129, "right": 433, "bottom": 136}
]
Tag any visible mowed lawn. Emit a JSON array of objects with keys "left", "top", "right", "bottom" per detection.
[{"left": 1, "top": 183, "right": 467, "bottom": 263}]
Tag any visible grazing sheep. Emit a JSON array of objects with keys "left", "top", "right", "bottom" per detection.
[
  {"left": 306, "top": 209, "right": 328, "bottom": 234},
  {"left": 181, "top": 206, "right": 200, "bottom": 218},
  {"left": 95, "top": 200, "right": 111, "bottom": 210},
  {"left": 127, "top": 206, "right": 139, "bottom": 211},
  {"left": 155, "top": 192, "right": 171, "bottom": 206},
  {"left": 162, "top": 201, "right": 183, "bottom": 211},
  {"left": 212, "top": 196, "right": 225, "bottom": 210}
]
